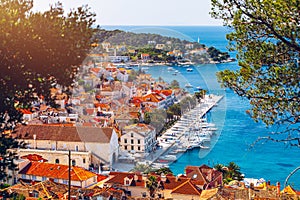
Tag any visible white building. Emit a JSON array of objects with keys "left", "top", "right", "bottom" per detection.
[
  {"left": 14, "top": 125, "right": 119, "bottom": 169},
  {"left": 120, "top": 124, "right": 156, "bottom": 153}
]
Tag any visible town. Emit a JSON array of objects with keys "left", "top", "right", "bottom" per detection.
[{"left": 0, "top": 49, "right": 298, "bottom": 199}]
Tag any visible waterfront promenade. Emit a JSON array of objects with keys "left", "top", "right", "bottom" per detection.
[{"left": 112, "top": 94, "right": 223, "bottom": 172}]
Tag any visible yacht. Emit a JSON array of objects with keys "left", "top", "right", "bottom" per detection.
[
  {"left": 185, "top": 83, "right": 193, "bottom": 88},
  {"left": 172, "top": 70, "right": 179, "bottom": 75},
  {"left": 159, "top": 155, "right": 177, "bottom": 161},
  {"left": 186, "top": 68, "right": 193, "bottom": 72}
]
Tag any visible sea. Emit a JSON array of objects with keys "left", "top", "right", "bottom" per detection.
[{"left": 104, "top": 25, "right": 300, "bottom": 188}]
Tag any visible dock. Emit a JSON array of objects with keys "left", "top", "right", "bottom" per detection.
[
  {"left": 112, "top": 94, "right": 223, "bottom": 171},
  {"left": 145, "top": 94, "right": 223, "bottom": 166}
]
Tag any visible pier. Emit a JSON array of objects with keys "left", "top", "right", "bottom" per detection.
[{"left": 112, "top": 94, "right": 224, "bottom": 171}]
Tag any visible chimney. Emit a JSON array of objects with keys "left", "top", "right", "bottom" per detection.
[{"left": 277, "top": 182, "right": 281, "bottom": 196}]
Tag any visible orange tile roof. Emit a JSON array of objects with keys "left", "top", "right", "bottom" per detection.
[
  {"left": 14, "top": 125, "right": 114, "bottom": 143},
  {"left": 94, "top": 103, "right": 110, "bottom": 109},
  {"left": 19, "top": 109, "right": 33, "bottom": 114},
  {"left": 90, "top": 68, "right": 101, "bottom": 74},
  {"left": 142, "top": 93, "right": 164, "bottom": 103},
  {"left": 19, "top": 162, "right": 97, "bottom": 182},
  {"left": 171, "top": 179, "right": 202, "bottom": 195},
  {"left": 162, "top": 175, "right": 191, "bottom": 190},
  {"left": 106, "top": 172, "right": 145, "bottom": 187},
  {"left": 161, "top": 89, "right": 173, "bottom": 96},
  {"left": 21, "top": 154, "right": 48, "bottom": 162}
]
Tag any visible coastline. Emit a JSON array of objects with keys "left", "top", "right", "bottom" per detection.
[{"left": 112, "top": 94, "right": 223, "bottom": 172}]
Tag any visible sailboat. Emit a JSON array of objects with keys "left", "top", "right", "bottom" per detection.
[{"left": 197, "top": 37, "right": 200, "bottom": 43}]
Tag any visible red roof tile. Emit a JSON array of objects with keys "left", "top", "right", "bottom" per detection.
[
  {"left": 14, "top": 125, "right": 114, "bottom": 143},
  {"left": 19, "top": 162, "right": 97, "bottom": 182},
  {"left": 171, "top": 179, "right": 202, "bottom": 195}
]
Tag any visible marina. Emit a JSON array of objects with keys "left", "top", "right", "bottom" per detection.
[
  {"left": 147, "top": 94, "right": 223, "bottom": 168},
  {"left": 112, "top": 94, "right": 223, "bottom": 171}
]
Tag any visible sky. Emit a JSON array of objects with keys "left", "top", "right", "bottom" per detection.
[{"left": 32, "top": 0, "right": 223, "bottom": 26}]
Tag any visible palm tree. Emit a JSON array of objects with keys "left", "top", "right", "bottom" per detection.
[
  {"left": 214, "top": 162, "right": 244, "bottom": 184},
  {"left": 146, "top": 175, "right": 159, "bottom": 198},
  {"left": 227, "top": 162, "right": 244, "bottom": 181}
]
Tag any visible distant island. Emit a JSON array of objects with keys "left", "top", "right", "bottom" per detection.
[{"left": 89, "top": 29, "right": 235, "bottom": 65}]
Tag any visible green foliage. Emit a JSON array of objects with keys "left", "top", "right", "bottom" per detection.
[
  {"left": 0, "top": 0, "right": 95, "bottom": 182},
  {"left": 214, "top": 162, "right": 244, "bottom": 184},
  {"left": 170, "top": 80, "right": 180, "bottom": 89},
  {"left": 207, "top": 46, "right": 230, "bottom": 62},
  {"left": 211, "top": 0, "right": 300, "bottom": 144},
  {"left": 130, "top": 164, "right": 152, "bottom": 174},
  {"left": 146, "top": 175, "right": 159, "bottom": 198},
  {"left": 152, "top": 167, "right": 173, "bottom": 175}
]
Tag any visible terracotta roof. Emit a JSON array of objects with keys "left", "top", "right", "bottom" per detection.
[
  {"left": 185, "top": 165, "right": 222, "bottom": 185},
  {"left": 106, "top": 172, "right": 145, "bottom": 187},
  {"left": 19, "top": 162, "right": 97, "bottom": 182},
  {"left": 142, "top": 93, "right": 165, "bottom": 103},
  {"left": 21, "top": 154, "right": 48, "bottom": 162},
  {"left": 161, "top": 89, "right": 173, "bottom": 96},
  {"left": 171, "top": 179, "right": 202, "bottom": 195},
  {"left": 19, "top": 109, "right": 33, "bottom": 114},
  {"left": 94, "top": 103, "right": 110, "bottom": 109},
  {"left": 14, "top": 125, "right": 114, "bottom": 143},
  {"left": 90, "top": 68, "right": 101, "bottom": 74},
  {"left": 162, "top": 175, "right": 191, "bottom": 190}
]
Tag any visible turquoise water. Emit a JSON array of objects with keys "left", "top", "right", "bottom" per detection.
[{"left": 104, "top": 26, "right": 300, "bottom": 188}]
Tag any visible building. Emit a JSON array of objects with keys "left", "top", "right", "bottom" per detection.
[
  {"left": 185, "top": 164, "right": 223, "bottom": 189},
  {"left": 120, "top": 124, "right": 156, "bottom": 153},
  {"left": 140, "top": 53, "right": 150, "bottom": 61},
  {"left": 14, "top": 125, "right": 119, "bottom": 169},
  {"left": 105, "top": 172, "right": 203, "bottom": 199},
  {"left": 18, "top": 161, "right": 98, "bottom": 188}
]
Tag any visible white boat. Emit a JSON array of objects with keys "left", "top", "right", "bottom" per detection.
[
  {"left": 172, "top": 70, "right": 179, "bottom": 75},
  {"left": 159, "top": 155, "right": 177, "bottom": 161},
  {"left": 186, "top": 68, "right": 193, "bottom": 72},
  {"left": 141, "top": 67, "right": 149, "bottom": 70},
  {"left": 167, "top": 67, "right": 174, "bottom": 71},
  {"left": 185, "top": 83, "right": 193, "bottom": 88},
  {"left": 200, "top": 145, "right": 210, "bottom": 149}
]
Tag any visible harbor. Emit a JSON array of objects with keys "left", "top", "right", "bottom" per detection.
[{"left": 113, "top": 94, "right": 223, "bottom": 171}]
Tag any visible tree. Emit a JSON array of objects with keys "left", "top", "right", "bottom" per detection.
[
  {"left": 170, "top": 80, "right": 180, "bottom": 89},
  {"left": 0, "top": 0, "right": 95, "bottom": 182},
  {"left": 153, "top": 167, "right": 173, "bottom": 176},
  {"left": 130, "top": 163, "right": 152, "bottom": 174},
  {"left": 214, "top": 162, "right": 244, "bottom": 184},
  {"left": 211, "top": 0, "right": 300, "bottom": 146},
  {"left": 146, "top": 175, "right": 159, "bottom": 198}
]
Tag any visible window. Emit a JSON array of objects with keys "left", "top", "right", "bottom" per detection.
[
  {"left": 63, "top": 180, "right": 69, "bottom": 185},
  {"left": 21, "top": 174, "right": 26, "bottom": 179},
  {"left": 131, "top": 146, "right": 134, "bottom": 150},
  {"left": 83, "top": 158, "right": 86, "bottom": 164},
  {"left": 54, "top": 179, "right": 58, "bottom": 183},
  {"left": 131, "top": 133, "right": 134, "bottom": 137},
  {"left": 138, "top": 139, "right": 141, "bottom": 144},
  {"left": 72, "top": 160, "right": 76, "bottom": 166},
  {"left": 42, "top": 177, "right": 47, "bottom": 181},
  {"left": 124, "top": 145, "right": 127, "bottom": 150},
  {"left": 138, "top": 146, "right": 141, "bottom": 151},
  {"left": 32, "top": 175, "right": 37, "bottom": 180},
  {"left": 75, "top": 145, "right": 79, "bottom": 152},
  {"left": 124, "top": 138, "right": 127, "bottom": 144},
  {"left": 55, "top": 159, "right": 59, "bottom": 164},
  {"left": 131, "top": 139, "right": 134, "bottom": 144}
]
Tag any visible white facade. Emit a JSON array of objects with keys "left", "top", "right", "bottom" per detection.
[{"left": 120, "top": 124, "right": 156, "bottom": 153}]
